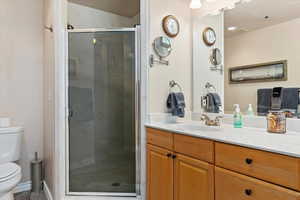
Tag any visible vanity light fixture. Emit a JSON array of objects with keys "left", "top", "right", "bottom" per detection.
[
  {"left": 228, "top": 26, "right": 237, "bottom": 31},
  {"left": 191, "top": 0, "right": 252, "bottom": 16},
  {"left": 190, "top": 0, "right": 202, "bottom": 9}
]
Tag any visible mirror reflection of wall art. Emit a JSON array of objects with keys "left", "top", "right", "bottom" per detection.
[{"left": 229, "top": 60, "right": 287, "bottom": 84}]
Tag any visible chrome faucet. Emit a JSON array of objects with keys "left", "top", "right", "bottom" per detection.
[{"left": 200, "top": 114, "right": 222, "bottom": 126}]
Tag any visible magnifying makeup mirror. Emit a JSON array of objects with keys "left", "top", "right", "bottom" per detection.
[{"left": 153, "top": 36, "right": 172, "bottom": 58}]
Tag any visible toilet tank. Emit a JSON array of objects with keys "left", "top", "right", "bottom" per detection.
[{"left": 0, "top": 127, "right": 23, "bottom": 164}]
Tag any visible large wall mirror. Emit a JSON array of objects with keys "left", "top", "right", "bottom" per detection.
[{"left": 224, "top": 0, "right": 300, "bottom": 118}]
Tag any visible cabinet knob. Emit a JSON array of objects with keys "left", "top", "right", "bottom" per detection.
[
  {"left": 172, "top": 155, "right": 177, "bottom": 159},
  {"left": 166, "top": 153, "right": 172, "bottom": 158},
  {"left": 245, "top": 189, "right": 252, "bottom": 196},
  {"left": 245, "top": 158, "right": 253, "bottom": 164}
]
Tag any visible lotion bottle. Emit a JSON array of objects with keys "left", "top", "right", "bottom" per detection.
[
  {"left": 246, "top": 104, "right": 254, "bottom": 116},
  {"left": 233, "top": 104, "right": 243, "bottom": 128}
]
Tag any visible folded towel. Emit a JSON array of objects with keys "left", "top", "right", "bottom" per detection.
[
  {"left": 257, "top": 89, "right": 272, "bottom": 115},
  {"left": 258, "top": 87, "right": 300, "bottom": 115},
  {"left": 206, "top": 93, "right": 222, "bottom": 113},
  {"left": 167, "top": 92, "right": 186, "bottom": 118},
  {"left": 282, "top": 88, "right": 300, "bottom": 110}
]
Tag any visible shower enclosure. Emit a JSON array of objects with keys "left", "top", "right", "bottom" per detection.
[{"left": 67, "top": 28, "right": 140, "bottom": 196}]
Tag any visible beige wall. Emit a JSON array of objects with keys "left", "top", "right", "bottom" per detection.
[
  {"left": 149, "top": 0, "right": 192, "bottom": 114},
  {"left": 68, "top": 0, "right": 139, "bottom": 17},
  {"left": 0, "top": 0, "right": 44, "bottom": 182},
  {"left": 224, "top": 18, "right": 300, "bottom": 113},
  {"left": 43, "top": 0, "right": 55, "bottom": 194},
  {"left": 68, "top": 2, "right": 139, "bottom": 29}
]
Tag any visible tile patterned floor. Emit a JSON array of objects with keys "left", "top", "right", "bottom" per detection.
[
  {"left": 14, "top": 191, "right": 46, "bottom": 200},
  {"left": 69, "top": 152, "right": 136, "bottom": 193}
]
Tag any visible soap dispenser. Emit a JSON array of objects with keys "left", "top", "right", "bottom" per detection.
[
  {"left": 233, "top": 104, "right": 243, "bottom": 128},
  {"left": 246, "top": 104, "right": 254, "bottom": 116}
]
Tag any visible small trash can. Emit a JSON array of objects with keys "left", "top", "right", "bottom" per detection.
[{"left": 31, "top": 152, "right": 43, "bottom": 193}]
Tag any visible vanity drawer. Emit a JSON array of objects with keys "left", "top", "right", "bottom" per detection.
[
  {"left": 147, "top": 128, "right": 173, "bottom": 150},
  {"left": 215, "top": 142, "right": 300, "bottom": 190},
  {"left": 174, "top": 134, "right": 214, "bottom": 163},
  {"left": 215, "top": 167, "right": 300, "bottom": 200}
]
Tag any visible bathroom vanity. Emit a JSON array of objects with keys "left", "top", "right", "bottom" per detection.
[{"left": 146, "top": 123, "right": 300, "bottom": 200}]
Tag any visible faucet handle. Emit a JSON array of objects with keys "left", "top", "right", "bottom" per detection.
[
  {"left": 200, "top": 114, "right": 209, "bottom": 121},
  {"left": 216, "top": 116, "right": 223, "bottom": 120},
  {"left": 214, "top": 116, "right": 223, "bottom": 126}
]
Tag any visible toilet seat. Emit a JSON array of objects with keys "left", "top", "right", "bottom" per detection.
[{"left": 0, "top": 163, "right": 21, "bottom": 183}]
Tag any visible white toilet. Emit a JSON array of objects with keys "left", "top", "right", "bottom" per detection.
[{"left": 0, "top": 127, "right": 23, "bottom": 200}]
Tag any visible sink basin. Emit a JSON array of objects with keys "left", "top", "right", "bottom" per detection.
[{"left": 174, "top": 123, "right": 222, "bottom": 132}]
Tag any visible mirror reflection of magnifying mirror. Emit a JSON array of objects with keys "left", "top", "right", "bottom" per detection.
[{"left": 210, "top": 48, "right": 222, "bottom": 66}]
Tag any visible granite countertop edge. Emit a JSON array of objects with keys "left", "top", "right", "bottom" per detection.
[{"left": 145, "top": 122, "right": 300, "bottom": 159}]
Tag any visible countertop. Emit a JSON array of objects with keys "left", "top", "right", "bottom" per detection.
[{"left": 145, "top": 121, "right": 300, "bottom": 158}]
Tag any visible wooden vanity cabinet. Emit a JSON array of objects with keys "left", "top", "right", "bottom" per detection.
[
  {"left": 215, "top": 167, "right": 300, "bottom": 200},
  {"left": 175, "top": 154, "right": 214, "bottom": 200},
  {"left": 215, "top": 142, "right": 300, "bottom": 191},
  {"left": 147, "top": 127, "right": 300, "bottom": 200},
  {"left": 147, "top": 128, "right": 173, "bottom": 150},
  {"left": 147, "top": 144, "right": 174, "bottom": 200},
  {"left": 147, "top": 128, "right": 215, "bottom": 200},
  {"left": 174, "top": 134, "right": 214, "bottom": 163}
]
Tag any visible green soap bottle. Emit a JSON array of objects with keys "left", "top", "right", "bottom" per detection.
[{"left": 233, "top": 104, "right": 243, "bottom": 128}]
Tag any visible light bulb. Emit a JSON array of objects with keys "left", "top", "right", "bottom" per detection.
[
  {"left": 227, "top": 26, "right": 237, "bottom": 31},
  {"left": 190, "top": 0, "right": 202, "bottom": 9}
]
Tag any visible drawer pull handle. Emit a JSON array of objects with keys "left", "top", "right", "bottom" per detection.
[
  {"left": 172, "top": 155, "right": 177, "bottom": 159},
  {"left": 245, "top": 158, "right": 253, "bottom": 164},
  {"left": 166, "top": 153, "right": 172, "bottom": 158},
  {"left": 245, "top": 189, "right": 252, "bottom": 196}
]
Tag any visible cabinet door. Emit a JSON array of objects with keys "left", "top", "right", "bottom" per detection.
[
  {"left": 147, "top": 144, "right": 174, "bottom": 200},
  {"left": 175, "top": 154, "right": 214, "bottom": 200}
]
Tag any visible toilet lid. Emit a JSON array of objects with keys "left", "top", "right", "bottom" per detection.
[{"left": 0, "top": 163, "right": 20, "bottom": 182}]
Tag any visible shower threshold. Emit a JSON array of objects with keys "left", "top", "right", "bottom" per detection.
[{"left": 64, "top": 195, "right": 141, "bottom": 200}]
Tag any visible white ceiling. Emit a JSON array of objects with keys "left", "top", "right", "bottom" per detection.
[
  {"left": 68, "top": 0, "right": 140, "bottom": 17},
  {"left": 225, "top": 0, "right": 300, "bottom": 37}
]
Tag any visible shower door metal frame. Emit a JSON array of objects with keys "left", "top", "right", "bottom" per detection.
[{"left": 66, "top": 27, "right": 141, "bottom": 197}]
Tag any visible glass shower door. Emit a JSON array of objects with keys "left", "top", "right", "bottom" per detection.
[{"left": 68, "top": 30, "right": 137, "bottom": 195}]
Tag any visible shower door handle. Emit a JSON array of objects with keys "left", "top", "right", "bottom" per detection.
[{"left": 69, "top": 109, "right": 74, "bottom": 118}]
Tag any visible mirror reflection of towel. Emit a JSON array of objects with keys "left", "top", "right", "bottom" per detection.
[
  {"left": 166, "top": 92, "right": 186, "bottom": 118},
  {"left": 206, "top": 93, "right": 222, "bottom": 113},
  {"left": 281, "top": 88, "right": 300, "bottom": 110},
  {"left": 257, "top": 88, "right": 300, "bottom": 115},
  {"left": 257, "top": 89, "right": 272, "bottom": 115}
]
